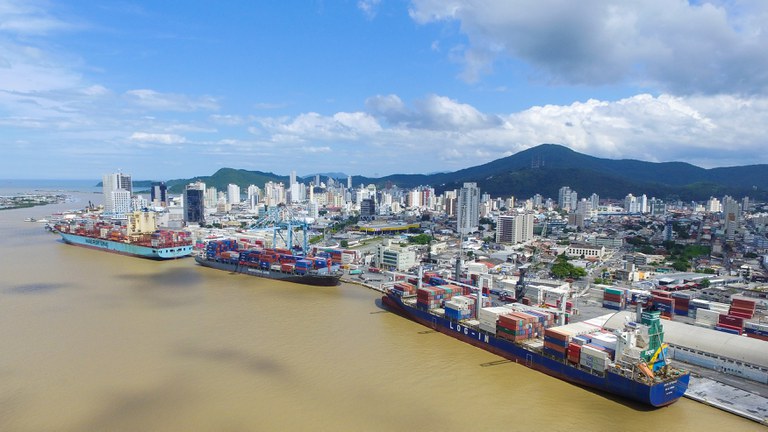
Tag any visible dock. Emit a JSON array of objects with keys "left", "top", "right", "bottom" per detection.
[{"left": 685, "top": 375, "right": 768, "bottom": 425}]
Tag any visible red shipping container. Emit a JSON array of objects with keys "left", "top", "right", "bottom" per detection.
[
  {"left": 567, "top": 343, "right": 581, "bottom": 363},
  {"left": 718, "top": 314, "right": 745, "bottom": 328},
  {"left": 746, "top": 333, "right": 768, "bottom": 342},
  {"left": 732, "top": 298, "right": 756, "bottom": 309},
  {"left": 544, "top": 328, "right": 570, "bottom": 342}
]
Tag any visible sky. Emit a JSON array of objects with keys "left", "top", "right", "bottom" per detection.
[{"left": 2, "top": 0, "right": 768, "bottom": 180}]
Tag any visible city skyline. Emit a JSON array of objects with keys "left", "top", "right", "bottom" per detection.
[{"left": 3, "top": 1, "right": 768, "bottom": 180}]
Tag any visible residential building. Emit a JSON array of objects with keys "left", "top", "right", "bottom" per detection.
[
  {"left": 457, "top": 182, "right": 480, "bottom": 235},
  {"left": 496, "top": 213, "right": 534, "bottom": 244},
  {"left": 227, "top": 184, "right": 241, "bottom": 205},
  {"left": 103, "top": 172, "right": 133, "bottom": 215}
]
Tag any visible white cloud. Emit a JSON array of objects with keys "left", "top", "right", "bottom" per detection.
[
  {"left": 409, "top": 0, "right": 768, "bottom": 94},
  {"left": 210, "top": 114, "right": 250, "bottom": 126},
  {"left": 358, "top": 0, "right": 382, "bottom": 19},
  {"left": 252, "top": 92, "right": 768, "bottom": 173},
  {"left": 0, "top": 0, "right": 77, "bottom": 35},
  {"left": 366, "top": 93, "right": 500, "bottom": 129},
  {"left": 125, "top": 89, "right": 219, "bottom": 112},
  {"left": 129, "top": 132, "right": 186, "bottom": 144},
  {"left": 256, "top": 111, "right": 382, "bottom": 141}
]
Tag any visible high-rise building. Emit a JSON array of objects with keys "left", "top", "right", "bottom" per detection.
[
  {"left": 289, "top": 182, "right": 303, "bottom": 203},
  {"left": 290, "top": 170, "right": 297, "bottom": 186},
  {"left": 183, "top": 183, "right": 205, "bottom": 224},
  {"left": 589, "top": 193, "right": 600, "bottom": 211},
  {"left": 205, "top": 186, "right": 217, "bottom": 209},
  {"left": 706, "top": 197, "right": 721, "bottom": 213},
  {"left": 264, "top": 181, "right": 286, "bottom": 206},
  {"left": 360, "top": 198, "right": 376, "bottom": 220},
  {"left": 227, "top": 184, "right": 241, "bottom": 205},
  {"left": 457, "top": 182, "right": 480, "bottom": 235},
  {"left": 742, "top": 196, "right": 750, "bottom": 213},
  {"left": 557, "top": 186, "right": 573, "bottom": 211},
  {"left": 650, "top": 198, "right": 666, "bottom": 216},
  {"left": 109, "top": 189, "right": 132, "bottom": 216},
  {"left": 347, "top": 175, "right": 352, "bottom": 189},
  {"left": 247, "top": 185, "right": 260, "bottom": 203},
  {"left": 103, "top": 172, "right": 133, "bottom": 215},
  {"left": 723, "top": 195, "right": 740, "bottom": 241},
  {"left": 150, "top": 181, "right": 167, "bottom": 207},
  {"left": 624, "top": 194, "right": 646, "bottom": 213},
  {"left": 496, "top": 213, "right": 534, "bottom": 244}
]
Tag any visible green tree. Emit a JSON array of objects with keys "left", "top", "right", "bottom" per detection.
[
  {"left": 408, "top": 234, "right": 433, "bottom": 245},
  {"left": 340, "top": 240, "right": 349, "bottom": 248}
]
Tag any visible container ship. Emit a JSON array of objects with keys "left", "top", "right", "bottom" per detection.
[
  {"left": 54, "top": 211, "right": 193, "bottom": 259},
  {"left": 195, "top": 239, "right": 342, "bottom": 286},
  {"left": 382, "top": 282, "right": 690, "bottom": 407}
]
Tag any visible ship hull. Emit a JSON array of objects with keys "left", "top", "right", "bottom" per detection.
[
  {"left": 59, "top": 232, "right": 193, "bottom": 259},
  {"left": 195, "top": 256, "right": 341, "bottom": 287},
  {"left": 383, "top": 294, "right": 689, "bottom": 407}
]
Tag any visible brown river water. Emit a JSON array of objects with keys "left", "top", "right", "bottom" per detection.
[{"left": 0, "top": 190, "right": 762, "bottom": 431}]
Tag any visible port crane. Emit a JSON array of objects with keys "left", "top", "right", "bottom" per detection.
[{"left": 248, "top": 204, "right": 311, "bottom": 253}]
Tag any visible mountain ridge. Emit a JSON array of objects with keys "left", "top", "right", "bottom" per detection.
[{"left": 157, "top": 144, "right": 768, "bottom": 200}]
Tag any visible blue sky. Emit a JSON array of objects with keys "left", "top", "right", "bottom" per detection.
[{"left": 2, "top": 1, "right": 768, "bottom": 180}]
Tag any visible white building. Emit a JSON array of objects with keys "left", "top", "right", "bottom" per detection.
[
  {"left": 376, "top": 242, "right": 417, "bottom": 271},
  {"left": 227, "top": 184, "right": 241, "bottom": 205},
  {"left": 565, "top": 243, "right": 606, "bottom": 259},
  {"left": 102, "top": 172, "right": 133, "bottom": 216},
  {"left": 457, "top": 182, "right": 480, "bottom": 235},
  {"left": 496, "top": 213, "right": 534, "bottom": 244}
]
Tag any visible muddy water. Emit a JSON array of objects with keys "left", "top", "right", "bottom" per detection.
[{"left": 0, "top": 191, "right": 762, "bottom": 431}]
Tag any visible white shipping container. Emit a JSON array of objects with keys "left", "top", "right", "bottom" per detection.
[
  {"left": 590, "top": 333, "right": 618, "bottom": 350},
  {"left": 445, "top": 300, "right": 471, "bottom": 311},
  {"left": 451, "top": 296, "right": 474, "bottom": 307},
  {"left": 580, "top": 356, "right": 607, "bottom": 372},
  {"left": 581, "top": 344, "right": 609, "bottom": 359},
  {"left": 745, "top": 321, "right": 768, "bottom": 331},
  {"left": 478, "top": 306, "right": 510, "bottom": 322},
  {"left": 479, "top": 322, "right": 497, "bottom": 334},
  {"left": 709, "top": 302, "right": 730, "bottom": 313},
  {"left": 695, "top": 308, "right": 720, "bottom": 324}
]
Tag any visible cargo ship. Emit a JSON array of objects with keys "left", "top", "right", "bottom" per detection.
[
  {"left": 195, "top": 239, "right": 341, "bottom": 286},
  {"left": 54, "top": 211, "right": 193, "bottom": 259},
  {"left": 382, "top": 283, "right": 690, "bottom": 407}
]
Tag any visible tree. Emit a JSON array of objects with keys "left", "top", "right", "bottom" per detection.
[
  {"left": 408, "top": 234, "right": 433, "bottom": 245},
  {"left": 700, "top": 278, "right": 711, "bottom": 288},
  {"left": 340, "top": 240, "right": 349, "bottom": 247}
]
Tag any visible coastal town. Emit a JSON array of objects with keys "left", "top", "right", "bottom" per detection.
[{"left": 43, "top": 171, "right": 768, "bottom": 423}]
